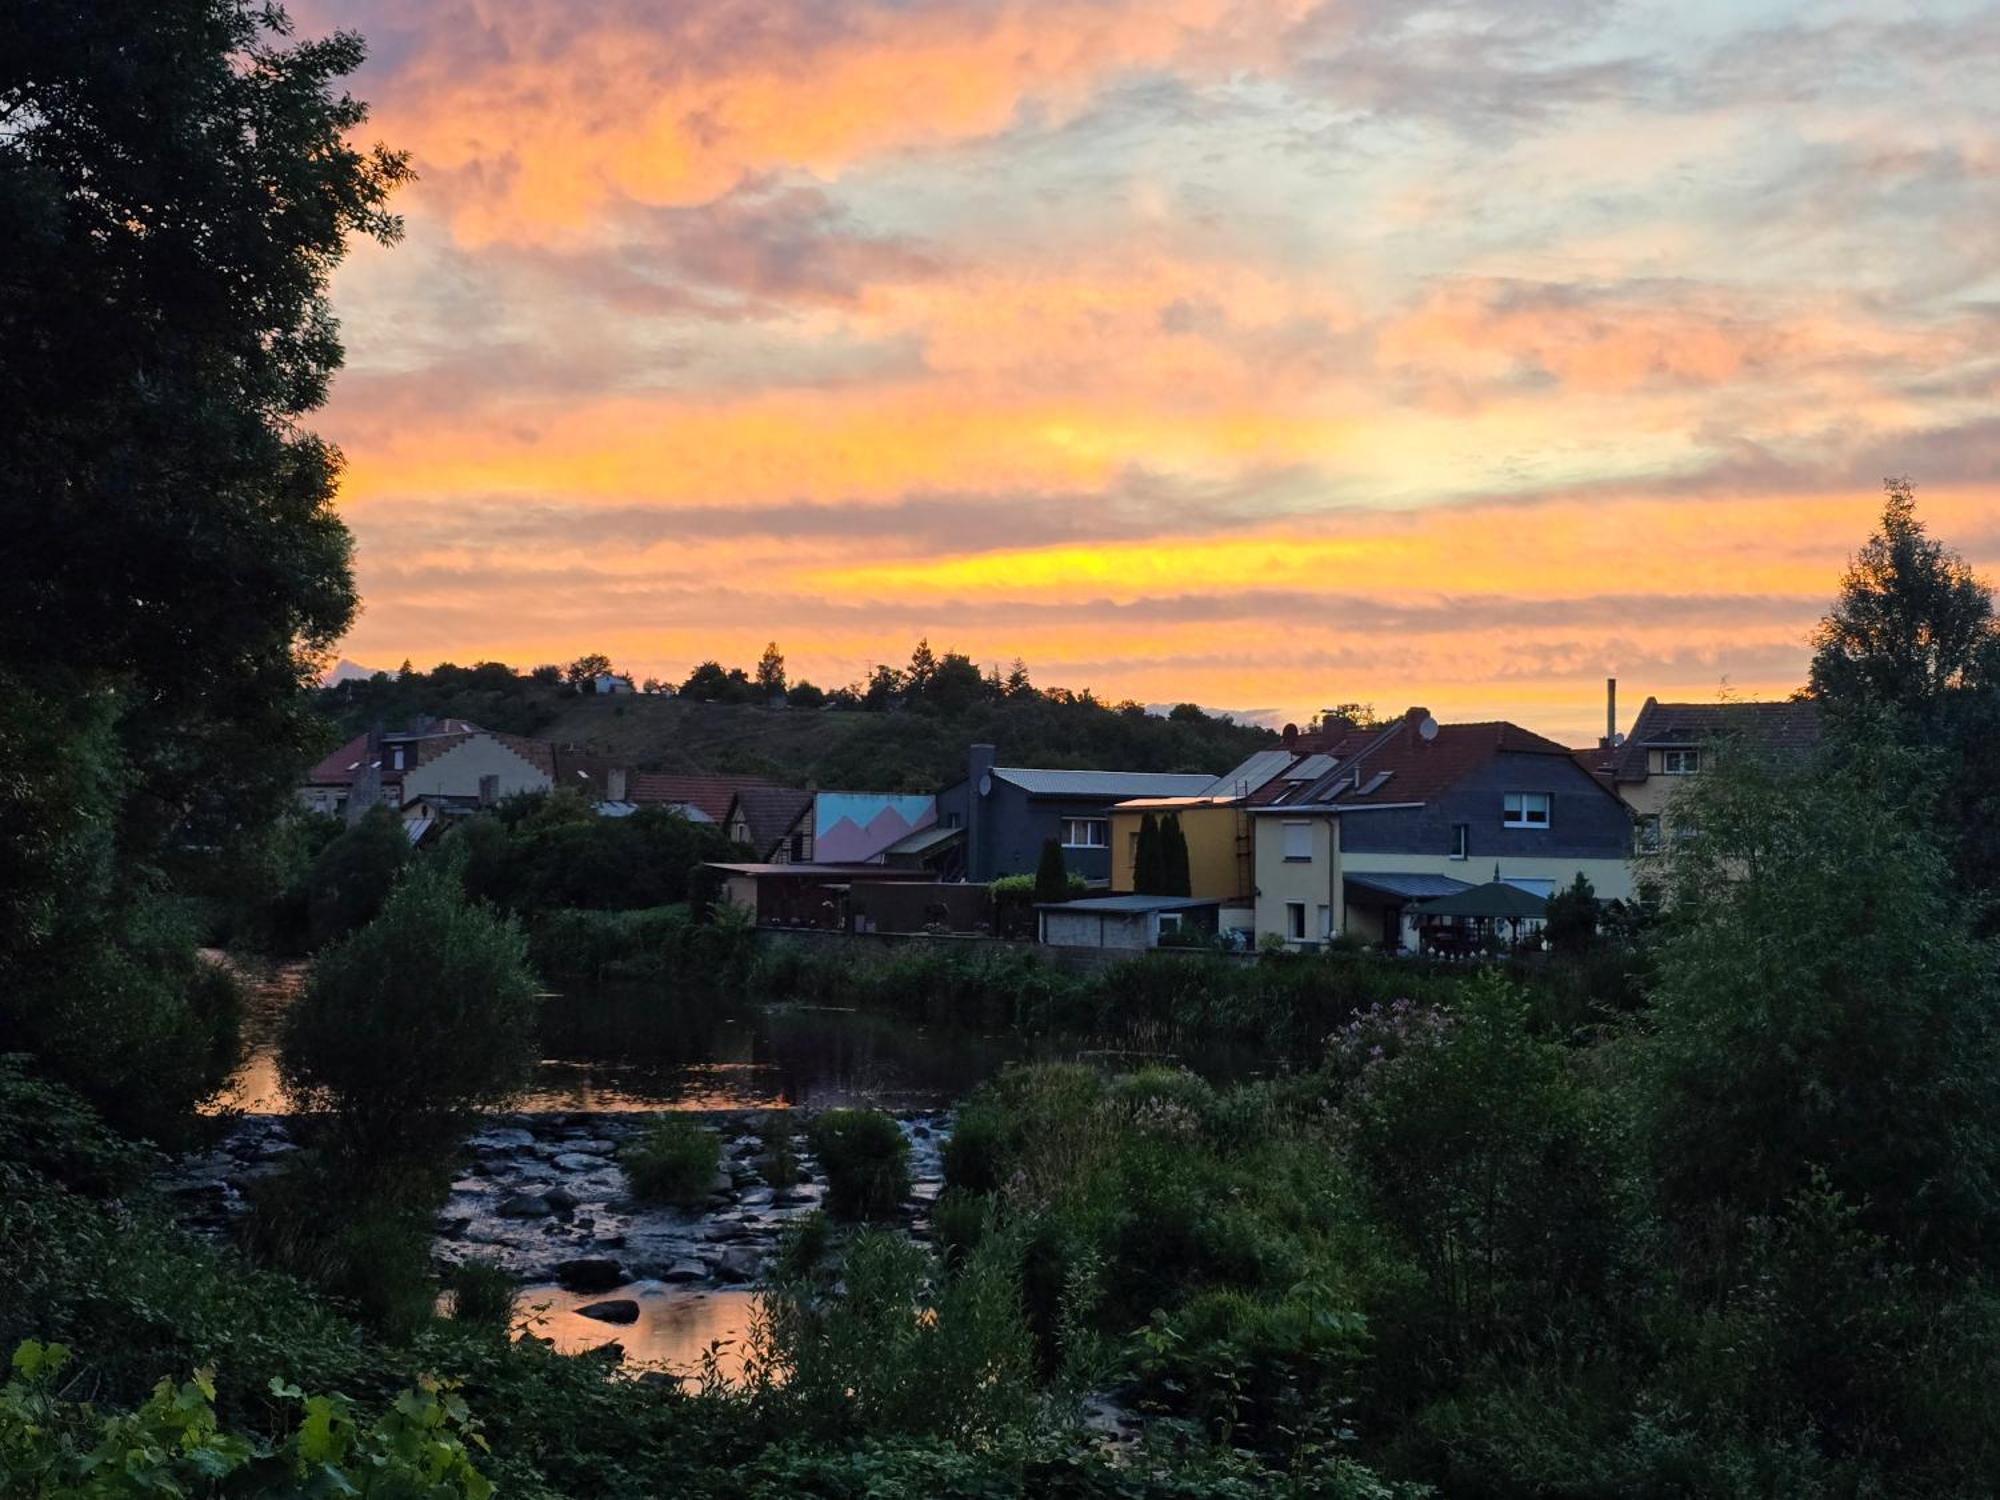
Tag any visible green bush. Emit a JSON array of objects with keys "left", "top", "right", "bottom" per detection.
[
  {"left": 450, "top": 1258, "right": 518, "bottom": 1331},
  {"left": 280, "top": 863, "right": 537, "bottom": 1163},
  {"left": 809, "top": 1110, "right": 910, "bottom": 1221},
  {"left": 940, "top": 1105, "right": 1006, "bottom": 1196},
  {"left": 623, "top": 1117, "right": 722, "bottom": 1207},
  {"left": 0, "top": 1340, "right": 492, "bottom": 1498},
  {"left": 301, "top": 803, "right": 410, "bottom": 950},
  {"left": 756, "top": 1114, "right": 803, "bottom": 1190}
]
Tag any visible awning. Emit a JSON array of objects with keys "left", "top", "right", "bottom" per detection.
[
  {"left": 1416, "top": 880, "right": 1549, "bottom": 920},
  {"left": 402, "top": 816, "right": 434, "bottom": 844},
  {"left": 1343, "top": 872, "right": 1474, "bottom": 902}
]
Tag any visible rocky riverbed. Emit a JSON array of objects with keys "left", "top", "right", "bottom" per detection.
[{"left": 163, "top": 1106, "right": 951, "bottom": 1372}]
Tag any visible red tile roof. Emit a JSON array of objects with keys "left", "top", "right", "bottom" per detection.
[
  {"left": 628, "top": 773, "right": 787, "bottom": 824},
  {"left": 1289, "top": 708, "right": 1584, "bottom": 807}
]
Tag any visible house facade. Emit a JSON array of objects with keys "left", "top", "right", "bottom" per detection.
[
  {"left": 1251, "top": 708, "right": 1636, "bottom": 951},
  {"left": 1607, "top": 698, "right": 1821, "bottom": 847},
  {"left": 935, "top": 743, "right": 1215, "bottom": 884}
]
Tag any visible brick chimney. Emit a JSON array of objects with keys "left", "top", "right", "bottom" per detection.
[{"left": 1604, "top": 676, "right": 1618, "bottom": 747}]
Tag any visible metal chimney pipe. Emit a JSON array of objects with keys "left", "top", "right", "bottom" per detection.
[{"left": 1606, "top": 677, "right": 1618, "bottom": 745}]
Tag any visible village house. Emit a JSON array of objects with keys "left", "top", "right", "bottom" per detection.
[
  {"left": 1250, "top": 706, "right": 1635, "bottom": 952},
  {"left": 1602, "top": 695, "right": 1822, "bottom": 849},
  {"left": 936, "top": 743, "right": 1215, "bottom": 884}
]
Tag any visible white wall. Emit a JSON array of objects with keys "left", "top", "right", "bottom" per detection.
[
  {"left": 1041, "top": 910, "right": 1152, "bottom": 949},
  {"left": 401, "top": 734, "right": 551, "bottom": 805}
]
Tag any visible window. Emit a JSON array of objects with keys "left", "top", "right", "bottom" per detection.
[
  {"left": 1502, "top": 792, "right": 1551, "bottom": 828},
  {"left": 1157, "top": 912, "right": 1183, "bottom": 935},
  {"left": 789, "top": 832, "right": 806, "bottom": 861},
  {"left": 1635, "top": 814, "right": 1663, "bottom": 853},
  {"left": 1285, "top": 902, "right": 1306, "bottom": 940},
  {"left": 1450, "top": 822, "right": 1469, "bottom": 859},
  {"left": 1662, "top": 748, "right": 1700, "bottom": 775},
  {"left": 1061, "top": 818, "right": 1108, "bottom": 848},
  {"left": 1281, "top": 820, "right": 1313, "bottom": 861},
  {"left": 391, "top": 746, "right": 405, "bottom": 771},
  {"left": 1317, "top": 904, "right": 1332, "bottom": 938}
]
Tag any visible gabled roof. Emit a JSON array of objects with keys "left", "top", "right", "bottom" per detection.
[
  {"left": 628, "top": 772, "right": 785, "bottom": 824},
  {"left": 1199, "top": 748, "right": 1300, "bottom": 798},
  {"left": 304, "top": 720, "right": 489, "bottom": 787},
  {"left": 1614, "top": 698, "right": 1822, "bottom": 782},
  {"left": 725, "top": 786, "right": 816, "bottom": 856},
  {"left": 991, "top": 767, "right": 1216, "bottom": 799},
  {"left": 1293, "top": 710, "right": 1577, "bottom": 808}
]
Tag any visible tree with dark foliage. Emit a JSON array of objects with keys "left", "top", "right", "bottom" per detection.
[{"left": 0, "top": 1, "right": 406, "bottom": 1130}]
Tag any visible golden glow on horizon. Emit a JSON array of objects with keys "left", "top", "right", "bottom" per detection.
[{"left": 301, "top": 0, "right": 2000, "bottom": 742}]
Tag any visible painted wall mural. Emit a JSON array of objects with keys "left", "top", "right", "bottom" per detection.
[{"left": 814, "top": 792, "right": 937, "bottom": 864}]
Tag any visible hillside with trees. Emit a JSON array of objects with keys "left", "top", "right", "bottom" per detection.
[{"left": 316, "top": 639, "right": 1279, "bottom": 789}]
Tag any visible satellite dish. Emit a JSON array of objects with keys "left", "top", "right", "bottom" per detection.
[
  {"left": 1418, "top": 715, "right": 1439, "bottom": 741},
  {"left": 978, "top": 772, "right": 993, "bottom": 797}
]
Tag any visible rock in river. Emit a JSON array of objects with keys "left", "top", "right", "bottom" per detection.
[
  {"left": 576, "top": 1299, "right": 640, "bottom": 1325},
  {"left": 498, "top": 1192, "right": 552, "bottom": 1218},
  {"left": 554, "top": 1257, "right": 627, "bottom": 1293}
]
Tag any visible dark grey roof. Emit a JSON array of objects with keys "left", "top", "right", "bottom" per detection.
[
  {"left": 995, "top": 767, "right": 1217, "bottom": 798},
  {"left": 1343, "top": 871, "right": 1475, "bottom": 901},
  {"left": 1034, "top": 894, "right": 1221, "bottom": 912},
  {"left": 1417, "top": 880, "right": 1550, "bottom": 919},
  {"left": 882, "top": 824, "right": 964, "bottom": 856},
  {"left": 725, "top": 787, "right": 815, "bottom": 857},
  {"left": 1615, "top": 698, "right": 1821, "bottom": 782}
]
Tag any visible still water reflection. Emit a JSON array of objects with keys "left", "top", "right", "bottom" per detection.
[
  {"left": 214, "top": 963, "right": 1033, "bottom": 1114},
  {"left": 517, "top": 1285, "right": 764, "bottom": 1380}
]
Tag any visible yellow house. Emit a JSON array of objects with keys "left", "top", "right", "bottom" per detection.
[
  {"left": 1249, "top": 710, "right": 1640, "bottom": 951},
  {"left": 1109, "top": 798, "right": 1253, "bottom": 903}
]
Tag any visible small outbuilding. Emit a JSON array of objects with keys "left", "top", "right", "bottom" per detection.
[{"left": 1035, "top": 894, "right": 1220, "bottom": 951}]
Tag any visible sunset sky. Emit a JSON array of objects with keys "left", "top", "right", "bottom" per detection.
[{"left": 301, "top": 0, "right": 2000, "bottom": 743}]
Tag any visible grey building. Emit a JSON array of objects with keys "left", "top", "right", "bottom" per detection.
[{"left": 935, "top": 744, "right": 1214, "bottom": 884}]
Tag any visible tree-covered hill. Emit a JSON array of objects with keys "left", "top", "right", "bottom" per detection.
[{"left": 315, "top": 645, "right": 1279, "bottom": 790}]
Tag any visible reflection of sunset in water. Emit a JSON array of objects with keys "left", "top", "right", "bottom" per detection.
[{"left": 517, "top": 1285, "right": 763, "bottom": 1383}]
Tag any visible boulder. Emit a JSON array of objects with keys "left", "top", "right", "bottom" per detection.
[
  {"left": 660, "top": 1259, "right": 708, "bottom": 1284},
  {"left": 552, "top": 1153, "right": 610, "bottom": 1173},
  {"left": 470, "top": 1127, "right": 535, "bottom": 1152},
  {"left": 711, "top": 1247, "right": 760, "bottom": 1283},
  {"left": 497, "top": 1192, "right": 551, "bottom": 1218},
  {"left": 576, "top": 1299, "right": 640, "bottom": 1325},
  {"left": 553, "top": 1257, "right": 627, "bottom": 1293},
  {"left": 544, "top": 1186, "right": 580, "bottom": 1212}
]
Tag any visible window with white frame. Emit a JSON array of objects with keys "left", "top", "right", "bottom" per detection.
[
  {"left": 1502, "top": 792, "right": 1551, "bottom": 828},
  {"left": 1450, "top": 822, "right": 1469, "bottom": 859},
  {"left": 1661, "top": 748, "right": 1700, "bottom": 775},
  {"left": 1286, "top": 902, "right": 1306, "bottom": 939},
  {"left": 1061, "top": 818, "right": 1108, "bottom": 848},
  {"left": 1157, "top": 912, "right": 1183, "bottom": 934},
  {"left": 1281, "top": 820, "right": 1313, "bottom": 861}
]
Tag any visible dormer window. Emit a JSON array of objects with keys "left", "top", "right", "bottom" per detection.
[
  {"left": 1661, "top": 749, "right": 1699, "bottom": 775},
  {"left": 1503, "top": 792, "right": 1551, "bottom": 829}
]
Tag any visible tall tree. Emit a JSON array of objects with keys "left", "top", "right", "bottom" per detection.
[
  {"left": 1160, "top": 813, "right": 1192, "bottom": 897},
  {"left": 1133, "top": 813, "right": 1163, "bottom": 894},
  {"left": 906, "top": 638, "right": 938, "bottom": 692},
  {"left": 756, "top": 641, "right": 787, "bottom": 698},
  {"left": 1033, "top": 838, "right": 1070, "bottom": 905},
  {"left": 564, "top": 653, "right": 616, "bottom": 688},
  {"left": 0, "top": 1, "right": 406, "bottom": 1131},
  {"left": 1809, "top": 479, "right": 2000, "bottom": 911},
  {"left": 1810, "top": 478, "right": 1998, "bottom": 725}
]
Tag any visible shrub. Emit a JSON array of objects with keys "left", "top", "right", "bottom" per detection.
[
  {"left": 941, "top": 1105, "right": 1006, "bottom": 1195},
  {"left": 809, "top": 1110, "right": 910, "bottom": 1220},
  {"left": 756, "top": 1114, "right": 803, "bottom": 1189},
  {"left": 450, "top": 1258, "right": 518, "bottom": 1330},
  {"left": 280, "top": 863, "right": 538, "bottom": 1163},
  {"left": 0, "top": 1341, "right": 492, "bottom": 1498},
  {"left": 301, "top": 803, "right": 409, "bottom": 949},
  {"left": 623, "top": 1117, "right": 722, "bottom": 1207}
]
